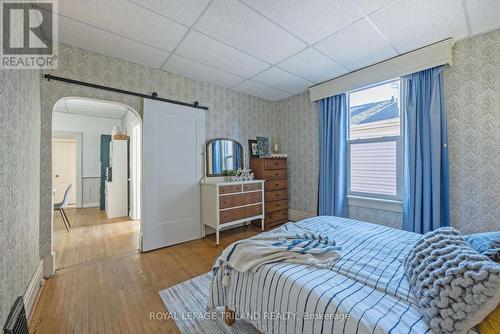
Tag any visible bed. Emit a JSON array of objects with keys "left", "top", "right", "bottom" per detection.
[{"left": 208, "top": 216, "right": 431, "bottom": 334}]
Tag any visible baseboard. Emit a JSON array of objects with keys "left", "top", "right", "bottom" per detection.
[
  {"left": 288, "top": 210, "right": 316, "bottom": 222},
  {"left": 24, "top": 260, "right": 44, "bottom": 320},
  {"left": 82, "top": 203, "right": 99, "bottom": 208}
]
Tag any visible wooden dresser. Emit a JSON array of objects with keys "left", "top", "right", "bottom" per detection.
[
  {"left": 250, "top": 158, "right": 288, "bottom": 227},
  {"left": 201, "top": 180, "right": 265, "bottom": 245}
]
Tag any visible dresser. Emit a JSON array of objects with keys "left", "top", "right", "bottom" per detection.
[
  {"left": 201, "top": 180, "right": 265, "bottom": 245},
  {"left": 250, "top": 158, "right": 288, "bottom": 227}
]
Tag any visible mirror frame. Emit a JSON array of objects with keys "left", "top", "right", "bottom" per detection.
[{"left": 206, "top": 138, "right": 244, "bottom": 177}]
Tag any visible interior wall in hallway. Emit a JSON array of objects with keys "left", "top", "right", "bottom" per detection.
[{"left": 0, "top": 69, "right": 41, "bottom": 325}]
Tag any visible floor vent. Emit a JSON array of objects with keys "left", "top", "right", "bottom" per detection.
[{"left": 3, "top": 297, "right": 29, "bottom": 334}]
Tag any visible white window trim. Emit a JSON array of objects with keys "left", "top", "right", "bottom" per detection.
[
  {"left": 348, "top": 195, "right": 403, "bottom": 213},
  {"left": 346, "top": 79, "right": 405, "bottom": 208}
]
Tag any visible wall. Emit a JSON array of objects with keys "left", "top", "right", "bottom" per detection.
[
  {"left": 275, "top": 29, "right": 500, "bottom": 233},
  {"left": 40, "top": 44, "right": 277, "bottom": 274},
  {"left": 445, "top": 29, "right": 500, "bottom": 233},
  {"left": 53, "top": 112, "right": 122, "bottom": 207},
  {"left": 0, "top": 69, "right": 41, "bottom": 325}
]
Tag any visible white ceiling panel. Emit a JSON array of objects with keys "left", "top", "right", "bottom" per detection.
[
  {"left": 194, "top": 0, "right": 306, "bottom": 64},
  {"left": 315, "top": 18, "right": 397, "bottom": 72},
  {"left": 369, "top": 0, "right": 468, "bottom": 54},
  {"left": 278, "top": 48, "right": 349, "bottom": 83},
  {"left": 57, "top": 0, "right": 187, "bottom": 51},
  {"left": 232, "top": 80, "right": 291, "bottom": 101},
  {"left": 466, "top": 0, "right": 500, "bottom": 35},
  {"left": 351, "top": 0, "right": 396, "bottom": 15},
  {"left": 251, "top": 67, "right": 313, "bottom": 94},
  {"left": 175, "top": 30, "right": 270, "bottom": 78},
  {"left": 59, "top": 16, "right": 170, "bottom": 68},
  {"left": 127, "top": 0, "right": 210, "bottom": 26},
  {"left": 163, "top": 54, "right": 244, "bottom": 88}
]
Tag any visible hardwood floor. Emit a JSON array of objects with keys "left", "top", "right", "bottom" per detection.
[
  {"left": 31, "top": 208, "right": 261, "bottom": 333},
  {"left": 53, "top": 208, "right": 140, "bottom": 269}
]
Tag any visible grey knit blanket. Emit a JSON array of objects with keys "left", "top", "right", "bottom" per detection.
[{"left": 404, "top": 227, "right": 500, "bottom": 334}]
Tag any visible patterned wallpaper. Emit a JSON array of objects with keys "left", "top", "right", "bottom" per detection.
[
  {"left": 274, "top": 29, "right": 500, "bottom": 233},
  {"left": 0, "top": 69, "right": 41, "bottom": 325},
  {"left": 39, "top": 44, "right": 277, "bottom": 264},
  {"left": 445, "top": 29, "right": 500, "bottom": 233}
]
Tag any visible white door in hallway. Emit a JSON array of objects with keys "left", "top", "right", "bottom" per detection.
[
  {"left": 142, "top": 99, "right": 205, "bottom": 251},
  {"left": 53, "top": 137, "right": 77, "bottom": 204}
]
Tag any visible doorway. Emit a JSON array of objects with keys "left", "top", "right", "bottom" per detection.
[
  {"left": 52, "top": 136, "right": 77, "bottom": 206},
  {"left": 51, "top": 97, "right": 142, "bottom": 269}
]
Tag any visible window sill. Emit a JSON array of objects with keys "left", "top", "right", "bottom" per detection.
[{"left": 348, "top": 195, "right": 403, "bottom": 213}]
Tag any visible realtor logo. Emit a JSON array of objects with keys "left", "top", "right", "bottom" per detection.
[{"left": 1, "top": 0, "right": 58, "bottom": 68}]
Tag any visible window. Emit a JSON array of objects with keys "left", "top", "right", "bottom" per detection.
[{"left": 347, "top": 79, "right": 402, "bottom": 201}]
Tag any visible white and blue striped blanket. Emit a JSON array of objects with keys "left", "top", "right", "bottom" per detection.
[{"left": 208, "top": 216, "right": 430, "bottom": 334}]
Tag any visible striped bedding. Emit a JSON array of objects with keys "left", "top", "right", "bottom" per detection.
[{"left": 208, "top": 216, "right": 430, "bottom": 334}]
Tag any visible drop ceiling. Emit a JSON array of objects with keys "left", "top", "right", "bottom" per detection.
[
  {"left": 53, "top": 98, "right": 130, "bottom": 119},
  {"left": 51, "top": 0, "right": 500, "bottom": 101}
]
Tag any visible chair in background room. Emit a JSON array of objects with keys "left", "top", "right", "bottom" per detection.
[{"left": 54, "top": 184, "right": 72, "bottom": 232}]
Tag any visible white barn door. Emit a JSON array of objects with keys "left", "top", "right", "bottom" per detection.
[{"left": 142, "top": 99, "right": 205, "bottom": 252}]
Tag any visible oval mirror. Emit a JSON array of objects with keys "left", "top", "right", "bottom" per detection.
[{"left": 206, "top": 138, "right": 243, "bottom": 176}]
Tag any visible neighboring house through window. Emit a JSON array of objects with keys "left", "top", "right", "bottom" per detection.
[{"left": 347, "top": 79, "right": 402, "bottom": 201}]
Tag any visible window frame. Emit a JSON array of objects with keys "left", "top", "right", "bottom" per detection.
[{"left": 346, "top": 78, "right": 404, "bottom": 202}]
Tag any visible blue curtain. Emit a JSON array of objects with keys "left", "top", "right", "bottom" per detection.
[
  {"left": 403, "top": 65, "right": 450, "bottom": 233},
  {"left": 212, "top": 141, "right": 222, "bottom": 174},
  {"left": 318, "top": 94, "right": 348, "bottom": 217}
]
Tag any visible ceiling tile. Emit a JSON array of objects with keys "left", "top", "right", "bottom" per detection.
[
  {"left": 315, "top": 18, "right": 397, "bottom": 71},
  {"left": 57, "top": 0, "right": 187, "bottom": 51},
  {"left": 175, "top": 30, "right": 270, "bottom": 78},
  {"left": 369, "top": 0, "right": 468, "bottom": 53},
  {"left": 251, "top": 67, "right": 313, "bottom": 94},
  {"left": 59, "top": 16, "right": 170, "bottom": 68},
  {"left": 232, "top": 80, "right": 291, "bottom": 101},
  {"left": 194, "top": 0, "right": 306, "bottom": 64},
  {"left": 351, "top": 0, "right": 396, "bottom": 15},
  {"left": 465, "top": 0, "right": 500, "bottom": 35},
  {"left": 278, "top": 48, "right": 349, "bottom": 83},
  {"left": 242, "top": 0, "right": 363, "bottom": 44},
  {"left": 128, "top": 0, "right": 210, "bottom": 26},
  {"left": 162, "top": 54, "right": 244, "bottom": 88}
]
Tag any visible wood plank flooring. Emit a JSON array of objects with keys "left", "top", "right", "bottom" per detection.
[{"left": 31, "top": 208, "right": 261, "bottom": 333}]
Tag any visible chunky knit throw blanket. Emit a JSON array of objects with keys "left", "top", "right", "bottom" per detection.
[{"left": 405, "top": 227, "right": 500, "bottom": 334}]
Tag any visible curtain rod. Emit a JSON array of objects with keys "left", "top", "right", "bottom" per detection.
[{"left": 43, "top": 74, "right": 209, "bottom": 110}]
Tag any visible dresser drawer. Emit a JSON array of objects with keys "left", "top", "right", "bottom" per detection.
[
  {"left": 219, "top": 184, "right": 241, "bottom": 194},
  {"left": 264, "top": 159, "right": 287, "bottom": 170},
  {"left": 219, "top": 192, "right": 262, "bottom": 209},
  {"left": 242, "top": 183, "right": 262, "bottom": 192},
  {"left": 265, "top": 199, "right": 288, "bottom": 213},
  {"left": 264, "top": 169, "right": 287, "bottom": 180},
  {"left": 219, "top": 204, "right": 262, "bottom": 224},
  {"left": 266, "top": 209, "right": 288, "bottom": 224},
  {"left": 265, "top": 179, "right": 287, "bottom": 191},
  {"left": 265, "top": 190, "right": 288, "bottom": 202}
]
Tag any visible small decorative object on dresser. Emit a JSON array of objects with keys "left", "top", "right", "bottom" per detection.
[
  {"left": 250, "top": 157, "right": 288, "bottom": 227},
  {"left": 256, "top": 136, "right": 271, "bottom": 158},
  {"left": 201, "top": 180, "right": 265, "bottom": 245},
  {"left": 248, "top": 139, "right": 259, "bottom": 158}
]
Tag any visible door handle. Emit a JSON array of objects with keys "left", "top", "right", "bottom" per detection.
[{"left": 55, "top": 174, "right": 60, "bottom": 177}]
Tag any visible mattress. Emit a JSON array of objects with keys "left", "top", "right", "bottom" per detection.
[{"left": 208, "top": 216, "right": 430, "bottom": 334}]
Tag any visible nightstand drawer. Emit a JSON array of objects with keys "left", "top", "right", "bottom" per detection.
[
  {"left": 264, "top": 159, "right": 287, "bottom": 170},
  {"left": 264, "top": 169, "right": 287, "bottom": 180},
  {"left": 265, "top": 190, "right": 288, "bottom": 202}
]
